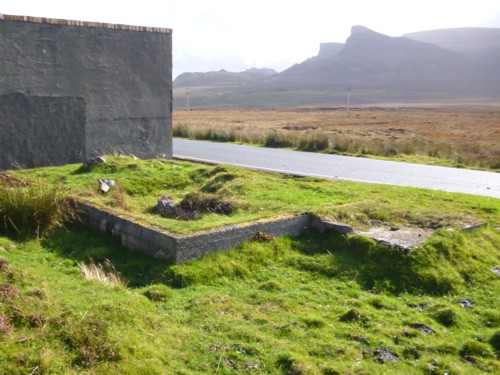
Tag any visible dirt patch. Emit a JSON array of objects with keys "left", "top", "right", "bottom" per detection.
[
  {"left": 154, "top": 192, "right": 236, "bottom": 221},
  {"left": 179, "top": 192, "right": 234, "bottom": 215}
]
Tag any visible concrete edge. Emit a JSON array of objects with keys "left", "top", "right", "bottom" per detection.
[
  {"left": 75, "top": 199, "right": 313, "bottom": 263},
  {"left": 0, "top": 13, "right": 172, "bottom": 34}
]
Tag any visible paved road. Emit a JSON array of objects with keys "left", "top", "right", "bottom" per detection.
[{"left": 174, "top": 139, "right": 500, "bottom": 199}]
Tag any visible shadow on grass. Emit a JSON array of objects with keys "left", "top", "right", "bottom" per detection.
[
  {"left": 41, "top": 223, "right": 172, "bottom": 288},
  {"left": 41, "top": 224, "right": 459, "bottom": 295},
  {"left": 290, "top": 230, "right": 453, "bottom": 295}
]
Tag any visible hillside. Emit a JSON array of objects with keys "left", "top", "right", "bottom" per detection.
[
  {"left": 173, "top": 26, "right": 500, "bottom": 108},
  {"left": 404, "top": 27, "right": 500, "bottom": 74},
  {"left": 174, "top": 67, "right": 276, "bottom": 88},
  {"left": 273, "top": 25, "right": 475, "bottom": 89},
  {"left": 404, "top": 27, "right": 500, "bottom": 55}
]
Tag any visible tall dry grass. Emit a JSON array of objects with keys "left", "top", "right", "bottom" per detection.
[{"left": 77, "top": 259, "right": 127, "bottom": 288}]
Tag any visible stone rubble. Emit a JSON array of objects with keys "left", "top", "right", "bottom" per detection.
[{"left": 98, "top": 178, "right": 115, "bottom": 194}]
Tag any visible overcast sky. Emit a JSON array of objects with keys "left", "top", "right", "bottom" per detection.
[{"left": 1, "top": 0, "right": 499, "bottom": 78}]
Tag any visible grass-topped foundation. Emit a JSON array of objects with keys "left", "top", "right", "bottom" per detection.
[
  {"left": 8, "top": 155, "right": 498, "bottom": 236},
  {"left": 6, "top": 154, "right": 498, "bottom": 261},
  {"left": 77, "top": 200, "right": 310, "bottom": 263}
]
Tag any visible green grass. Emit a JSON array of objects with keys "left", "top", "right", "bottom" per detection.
[
  {"left": 0, "top": 224, "right": 499, "bottom": 373},
  {"left": 8, "top": 155, "right": 500, "bottom": 234},
  {"left": 2, "top": 156, "right": 499, "bottom": 373}
]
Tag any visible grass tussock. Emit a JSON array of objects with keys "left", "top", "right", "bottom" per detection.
[
  {"left": 0, "top": 178, "right": 72, "bottom": 237},
  {"left": 78, "top": 259, "right": 127, "bottom": 288}
]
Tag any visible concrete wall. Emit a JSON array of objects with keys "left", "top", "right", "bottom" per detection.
[
  {"left": 0, "top": 14, "right": 172, "bottom": 170},
  {"left": 175, "top": 215, "right": 311, "bottom": 263}
]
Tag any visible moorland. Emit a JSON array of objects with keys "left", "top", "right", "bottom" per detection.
[{"left": 173, "top": 106, "right": 500, "bottom": 171}]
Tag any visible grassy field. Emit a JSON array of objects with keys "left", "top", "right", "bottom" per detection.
[
  {"left": 6, "top": 156, "right": 500, "bottom": 234},
  {"left": 1, "top": 156, "right": 499, "bottom": 373},
  {"left": 0, "top": 222, "right": 499, "bottom": 373},
  {"left": 173, "top": 107, "right": 500, "bottom": 170}
]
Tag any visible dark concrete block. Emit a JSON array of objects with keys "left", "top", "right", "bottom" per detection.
[{"left": 0, "top": 92, "right": 86, "bottom": 168}]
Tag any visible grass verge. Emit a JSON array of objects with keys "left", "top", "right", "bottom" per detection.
[
  {"left": 0, "top": 155, "right": 499, "bottom": 373},
  {"left": 0, "top": 224, "right": 499, "bottom": 373}
]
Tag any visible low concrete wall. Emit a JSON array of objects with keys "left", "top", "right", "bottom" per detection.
[
  {"left": 175, "top": 215, "right": 310, "bottom": 263},
  {"left": 75, "top": 201, "right": 443, "bottom": 262},
  {"left": 76, "top": 201, "right": 311, "bottom": 263}
]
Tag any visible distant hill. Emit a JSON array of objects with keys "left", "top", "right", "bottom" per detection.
[
  {"left": 404, "top": 27, "right": 500, "bottom": 71},
  {"left": 273, "top": 25, "right": 475, "bottom": 89},
  {"left": 317, "top": 42, "right": 344, "bottom": 58},
  {"left": 404, "top": 27, "right": 500, "bottom": 55},
  {"left": 173, "top": 26, "right": 500, "bottom": 108},
  {"left": 174, "top": 67, "right": 276, "bottom": 88}
]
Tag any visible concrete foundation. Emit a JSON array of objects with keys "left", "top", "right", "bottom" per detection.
[
  {"left": 76, "top": 201, "right": 311, "bottom": 263},
  {"left": 75, "top": 202, "right": 447, "bottom": 263}
]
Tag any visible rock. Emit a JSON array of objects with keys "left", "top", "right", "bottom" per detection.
[
  {"left": 462, "top": 355, "right": 477, "bottom": 364},
  {"left": 374, "top": 348, "right": 398, "bottom": 363},
  {"left": 492, "top": 267, "right": 500, "bottom": 277},
  {"left": 157, "top": 196, "right": 180, "bottom": 218},
  {"left": 411, "top": 323, "right": 434, "bottom": 334},
  {"left": 459, "top": 299, "right": 474, "bottom": 308},
  {"left": 156, "top": 196, "right": 201, "bottom": 220},
  {"left": 98, "top": 178, "right": 115, "bottom": 194},
  {"left": 83, "top": 156, "right": 106, "bottom": 168}
]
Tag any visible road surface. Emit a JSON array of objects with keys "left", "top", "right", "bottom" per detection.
[{"left": 173, "top": 139, "right": 500, "bottom": 199}]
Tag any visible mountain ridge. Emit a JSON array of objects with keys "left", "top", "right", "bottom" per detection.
[{"left": 173, "top": 26, "right": 500, "bottom": 108}]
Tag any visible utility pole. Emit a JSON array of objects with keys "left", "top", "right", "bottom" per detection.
[
  {"left": 347, "top": 88, "right": 351, "bottom": 114},
  {"left": 186, "top": 90, "right": 191, "bottom": 111}
]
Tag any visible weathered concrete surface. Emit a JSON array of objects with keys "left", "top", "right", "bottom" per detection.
[
  {"left": 311, "top": 218, "right": 356, "bottom": 234},
  {"left": 0, "top": 92, "right": 86, "bottom": 168},
  {"left": 359, "top": 227, "right": 434, "bottom": 251},
  {"left": 0, "top": 14, "right": 172, "bottom": 169}
]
